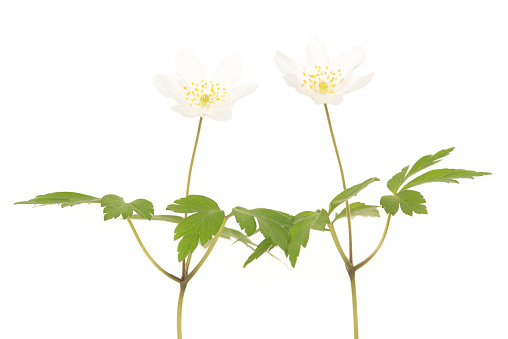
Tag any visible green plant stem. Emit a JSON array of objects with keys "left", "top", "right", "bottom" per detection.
[
  {"left": 186, "top": 117, "right": 203, "bottom": 198},
  {"left": 177, "top": 282, "right": 187, "bottom": 339},
  {"left": 183, "top": 117, "right": 204, "bottom": 274},
  {"left": 176, "top": 116, "right": 204, "bottom": 339},
  {"left": 184, "top": 213, "right": 232, "bottom": 283},
  {"left": 324, "top": 103, "right": 359, "bottom": 339},
  {"left": 355, "top": 214, "right": 392, "bottom": 270},
  {"left": 328, "top": 222, "right": 354, "bottom": 274},
  {"left": 349, "top": 271, "right": 359, "bottom": 339},
  {"left": 324, "top": 103, "right": 354, "bottom": 263},
  {"left": 126, "top": 217, "right": 181, "bottom": 283}
]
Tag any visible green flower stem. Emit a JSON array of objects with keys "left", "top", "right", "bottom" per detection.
[
  {"left": 177, "top": 282, "right": 187, "bottom": 339},
  {"left": 324, "top": 103, "right": 359, "bottom": 339},
  {"left": 355, "top": 214, "right": 392, "bottom": 270},
  {"left": 126, "top": 217, "right": 181, "bottom": 283},
  {"left": 176, "top": 214, "right": 231, "bottom": 339},
  {"left": 324, "top": 103, "right": 354, "bottom": 263},
  {"left": 183, "top": 117, "right": 204, "bottom": 274},
  {"left": 184, "top": 213, "right": 232, "bottom": 283},
  {"left": 186, "top": 117, "right": 203, "bottom": 197},
  {"left": 349, "top": 271, "right": 359, "bottom": 339}
]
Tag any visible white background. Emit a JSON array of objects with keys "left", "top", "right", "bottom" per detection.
[{"left": 1, "top": 0, "right": 507, "bottom": 338}]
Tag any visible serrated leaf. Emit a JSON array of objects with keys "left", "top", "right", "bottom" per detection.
[
  {"left": 397, "top": 190, "right": 427, "bottom": 216},
  {"left": 15, "top": 192, "right": 100, "bottom": 207},
  {"left": 401, "top": 168, "right": 491, "bottom": 190},
  {"left": 220, "top": 227, "right": 257, "bottom": 248},
  {"left": 243, "top": 238, "right": 275, "bottom": 267},
  {"left": 217, "top": 228, "right": 285, "bottom": 266},
  {"left": 234, "top": 208, "right": 292, "bottom": 252},
  {"left": 329, "top": 178, "right": 380, "bottom": 213},
  {"left": 334, "top": 202, "right": 380, "bottom": 222},
  {"left": 386, "top": 148, "right": 455, "bottom": 194},
  {"left": 292, "top": 211, "right": 328, "bottom": 231},
  {"left": 405, "top": 147, "right": 455, "bottom": 179},
  {"left": 288, "top": 209, "right": 329, "bottom": 267},
  {"left": 233, "top": 207, "right": 257, "bottom": 236},
  {"left": 167, "top": 195, "right": 220, "bottom": 213},
  {"left": 174, "top": 210, "right": 225, "bottom": 261},
  {"left": 130, "top": 199, "right": 155, "bottom": 220},
  {"left": 101, "top": 195, "right": 133, "bottom": 220},
  {"left": 169, "top": 195, "right": 225, "bottom": 262},
  {"left": 380, "top": 190, "right": 427, "bottom": 216},
  {"left": 380, "top": 195, "right": 399, "bottom": 215},
  {"left": 130, "top": 214, "right": 183, "bottom": 223},
  {"left": 387, "top": 166, "right": 409, "bottom": 194},
  {"left": 101, "top": 195, "right": 154, "bottom": 221}
]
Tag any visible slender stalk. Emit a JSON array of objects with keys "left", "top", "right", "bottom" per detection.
[
  {"left": 177, "top": 283, "right": 187, "bottom": 339},
  {"left": 186, "top": 117, "right": 203, "bottom": 197},
  {"left": 185, "top": 253, "right": 192, "bottom": 275},
  {"left": 126, "top": 217, "right": 181, "bottom": 283},
  {"left": 177, "top": 116, "right": 204, "bottom": 339},
  {"left": 324, "top": 104, "right": 354, "bottom": 263},
  {"left": 349, "top": 271, "right": 359, "bottom": 339},
  {"left": 184, "top": 214, "right": 231, "bottom": 283},
  {"left": 324, "top": 104, "right": 359, "bottom": 339},
  {"left": 355, "top": 214, "right": 392, "bottom": 271},
  {"left": 328, "top": 222, "right": 354, "bottom": 273},
  {"left": 183, "top": 117, "right": 204, "bottom": 272}
]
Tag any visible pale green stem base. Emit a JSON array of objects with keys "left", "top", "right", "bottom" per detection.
[
  {"left": 177, "top": 283, "right": 187, "bottom": 339},
  {"left": 324, "top": 103, "right": 358, "bottom": 339},
  {"left": 349, "top": 271, "right": 359, "bottom": 339}
]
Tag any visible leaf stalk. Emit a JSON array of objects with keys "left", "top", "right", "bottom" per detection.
[{"left": 126, "top": 217, "right": 181, "bottom": 283}]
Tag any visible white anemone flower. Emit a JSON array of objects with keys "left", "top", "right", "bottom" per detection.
[
  {"left": 275, "top": 37, "right": 373, "bottom": 105},
  {"left": 153, "top": 50, "right": 258, "bottom": 121}
]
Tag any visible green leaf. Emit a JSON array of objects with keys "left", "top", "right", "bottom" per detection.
[
  {"left": 397, "top": 190, "right": 427, "bottom": 216},
  {"left": 15, "top": 192, "right": 100, "bottom": 207},
  {"left": 288, "top": 209, "right": 329, "bottom": 267},
  {"left": 131, "top": 199, "right": 155, "bottom": 220},
  {"left": 169, "top": 195, "right": 225, "bottom": 262},
  {"left": 381, "top": 190, "right": 427, "bottom": 216},
  {"left": 329, "top": 178, "right": 380, "bottom": 213},
  {"left": 217, "top": 228, "right": 285, "bottom": 266},
  {"left": 167, "top": 195, "right": 220, "bottom": 213},
  {"left": 101, "top": 195, "right": 154, "bottom": 221},
  {"left": 387, "top": 166, "right": 409, "bottom": 194},
  {"left": 220, "top": 227, "right": 257, "bottom": 248},
  {"left": 243, "top": 238, "right": 275, "bottom": 267},
  {"left": 130, "top": 214, "right": 183, "bottom": 223},
  {"left": 334, "top": 202, "right": 380, "bottom": 222},
  {"left": 380, "top": 195, "right": 399, "bottom": 215},
  {"left": 233, "top": 207, "right": 257, "bottom": 236},
  {"left": 232, "top": 208, "right": 292, "bottom": 252},
  {"left": 402, "top": 168, "right": 491, "bottom": 190},
  {"left": 405, "top": 147, "right": 455, "bottom": 179}
]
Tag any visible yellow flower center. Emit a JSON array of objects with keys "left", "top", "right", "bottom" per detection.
[
  {"left": 184, "top": 80, "right": 227, "bottom": 109},
  {"left": 301, "top": 65, "right": 344, "bottom": 94}
]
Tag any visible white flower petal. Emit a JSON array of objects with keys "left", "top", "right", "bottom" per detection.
[
  {"left": 228, "top": 83, "right": 258, "bottom": 103},
  {"left": 152, "top": 74, "right": 186, "bottom": 104},
  {"left": 170, "top": 104, "right": 200, "bottom": 119},
  {"left": 212, "top": 54, "right": 243, "bottom": 89},
  {"left": 275, "top": 51, "right": 304, "bottom": 75},
  {"left": 308, "top": 93, "right": 342, "bottom": 105},
  {"left": 175, "top": 49, "right": 207, "bottom": 83},
  {"left": 330, "top": 47, "right": 366, "bottom": 77},
  {"left": 305, "top": 37, "right": 329, "bottom": 69},
  {"left": 207, "top": 108, "right": 233, "bottom": 121},
  {"left": 338, "top": 73, "right": 374, "bottom": 95},
  {"left": 283, "top": 74, "right": 300, "bottom": 88}
]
